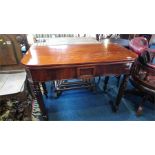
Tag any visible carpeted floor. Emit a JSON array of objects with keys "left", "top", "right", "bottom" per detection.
[{"left": 33, "top": 76, "right": 155, "bottom": 121}]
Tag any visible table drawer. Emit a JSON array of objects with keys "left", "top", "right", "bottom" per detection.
[
  {"left": 96, "top": 63, "right": 132, "bottom": 75},
  {"left": 77, "top": 66, "right": 96, "bottom": 78}
]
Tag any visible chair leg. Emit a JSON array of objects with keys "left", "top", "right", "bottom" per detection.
[
  {"left": 136, "top": 95, "right": 148, "bottom": 116},
  {"left": 103, "top": 76, "right": 109, "bottom": 92}
]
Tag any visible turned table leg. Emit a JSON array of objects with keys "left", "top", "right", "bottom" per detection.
[
  {"left": 113, "top": 74, "right": 129, "bottom": 112},
  {"left": 33, "top": 81, "right": 48, "bottom": 120}
]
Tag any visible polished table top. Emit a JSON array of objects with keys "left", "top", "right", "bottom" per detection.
[{"left": 21, "top": 41, "right": 137, "bottom": 67}]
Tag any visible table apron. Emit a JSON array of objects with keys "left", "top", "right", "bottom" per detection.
[{"left": 29, "top": 63, "right": 132, "bottom": 82}]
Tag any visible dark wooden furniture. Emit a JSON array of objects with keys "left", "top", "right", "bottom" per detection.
[
  {"left": 21, "top": 42, "right": 137, "bottom": 120},
  {"left": 0, "top": 34, "right": 22, "bottom": 66},
  {"left": 130, "top": 50, "right": 155, "bottom": 115}
]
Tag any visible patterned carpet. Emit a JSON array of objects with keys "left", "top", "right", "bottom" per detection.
[{"left": 0, "top": 95, "right": 32, "bottom": 121}]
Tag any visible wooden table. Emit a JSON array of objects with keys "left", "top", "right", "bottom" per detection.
[{"left": 21, "top": 38, "right": 137, "bottom": 120}]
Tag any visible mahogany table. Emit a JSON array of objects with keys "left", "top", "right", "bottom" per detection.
[{"left": 21, "top": 39, "right": 137, "bottom": 120}]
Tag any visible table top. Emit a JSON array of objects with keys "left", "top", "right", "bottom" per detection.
[{"left": 21, "top": 38, "right": 137, "bottom": 68}]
